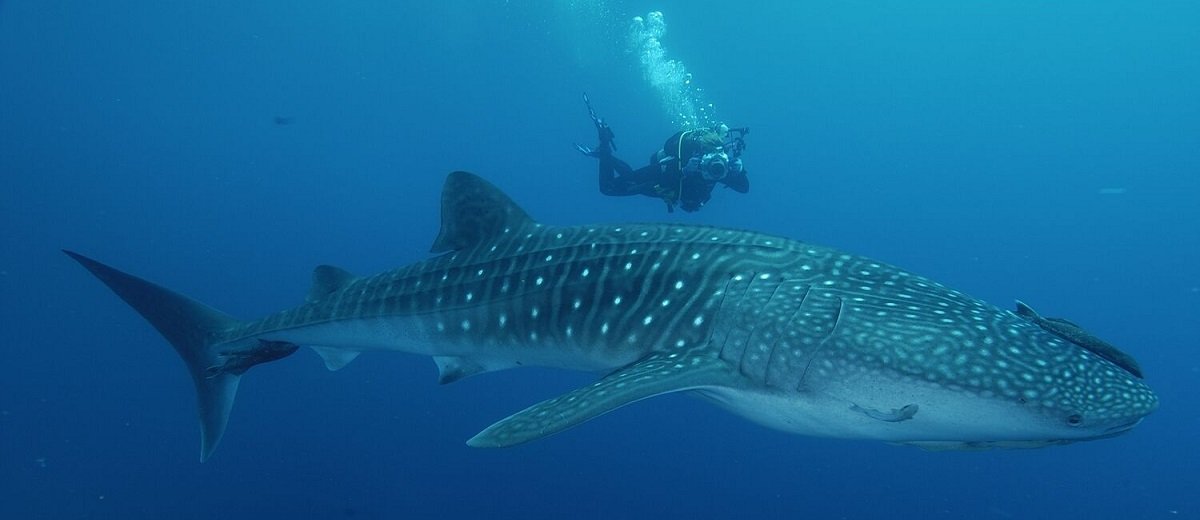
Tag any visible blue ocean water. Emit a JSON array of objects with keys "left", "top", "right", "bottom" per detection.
[{"left": 2, "top": 1, "right": 1197, "bottom": 518}]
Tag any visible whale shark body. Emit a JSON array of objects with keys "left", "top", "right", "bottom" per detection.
[{"left": 67, "top": 171, "right": 1157, "bottom": 461}]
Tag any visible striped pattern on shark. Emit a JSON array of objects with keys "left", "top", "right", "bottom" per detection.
[{"left": 66, "top": 171, "right": 1157, "bottom": 461}]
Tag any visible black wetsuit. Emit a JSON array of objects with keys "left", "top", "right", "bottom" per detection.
[{"left": 595, "top": 131, "right": 749, "bottom": 212}]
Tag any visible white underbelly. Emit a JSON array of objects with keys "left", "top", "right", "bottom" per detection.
[{"left": 696, "top": 378, "right": 1044, "bottom": 443}]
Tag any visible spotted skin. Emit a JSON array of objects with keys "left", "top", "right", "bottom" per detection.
[{"left": 68, "top": 172, "right": 1158, "bottom": 459}]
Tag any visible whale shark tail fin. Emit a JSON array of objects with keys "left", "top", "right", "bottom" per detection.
[{"left": 64, "top": 250, "right": 297, "bottom": 461}]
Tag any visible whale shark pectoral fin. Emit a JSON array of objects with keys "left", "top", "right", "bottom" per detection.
[{"left": 467, "top": 353, "right": 736, "bottom": 448}]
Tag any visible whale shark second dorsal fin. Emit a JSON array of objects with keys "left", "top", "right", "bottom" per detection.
[
  {"left": 307, "top": 265, "right": 357, "bottom": 303},
  {"left": 430, "top": 171, "right": 537, "bottom": 254}
]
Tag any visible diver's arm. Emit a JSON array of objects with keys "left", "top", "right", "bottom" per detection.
[{"left": 722, "top": 168, "right": 749, "bottom": 193}]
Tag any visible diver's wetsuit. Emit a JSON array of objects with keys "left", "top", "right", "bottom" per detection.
[
  {"left": 595, "top": 134, "right": 749, "bottom": 212},
  {"left": 675, "top": 162, "right": 748, "bottom": 212},
  {"left": 596, "top": 154, "right": 660, "bottom": 198}
]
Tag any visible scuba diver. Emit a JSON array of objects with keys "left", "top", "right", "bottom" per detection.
[{"left": 575, "top": 93, "right": 749, "bottom": 213}]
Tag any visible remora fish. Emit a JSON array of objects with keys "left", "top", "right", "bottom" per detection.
[{"left": 67, "top": 171, "right": 1157, "bottom": 461}]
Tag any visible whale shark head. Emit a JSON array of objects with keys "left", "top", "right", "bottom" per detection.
[
  {"left": 855, "top": 307, "right": 1160, "bottom": 450},
  {"left": 688, "top": 241, "right": 1159, "bottom": 450},
  {"left": 982, "top": 330, "right": 1157, "bottom": 447}
]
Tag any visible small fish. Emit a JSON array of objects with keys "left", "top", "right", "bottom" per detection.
[{"left": 850, "top": 403, "right": 919, "bottom": 423}]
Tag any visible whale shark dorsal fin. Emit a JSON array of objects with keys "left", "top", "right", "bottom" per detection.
[
  {"left": 466, "top": 352, "right": 736, "bottom": 448},
  {"left": 430, "top": 171, "right": 537, "bottom": 254},
  {"left": 307, "top": 265, "right": 357, "bottom": 303}
]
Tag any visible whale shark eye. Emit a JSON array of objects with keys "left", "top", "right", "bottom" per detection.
[{"left": 1066, "top": 414, "right": 1083, "bottom": 426}]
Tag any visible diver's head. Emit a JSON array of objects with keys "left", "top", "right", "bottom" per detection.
[{"left": 700, "top": 151, "right": 729, "bottom": 181}]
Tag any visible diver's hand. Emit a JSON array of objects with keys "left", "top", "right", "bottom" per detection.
[{"left": 728, "top": 158, "right": 744, "bottom": 175}]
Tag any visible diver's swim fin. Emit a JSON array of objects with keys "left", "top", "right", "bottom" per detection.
[
  {"left": 574, "top": 143, "right": 602, "bottom": 158},
  {"left": 582, "top": 92, "right": 616, "bottom": 151}
]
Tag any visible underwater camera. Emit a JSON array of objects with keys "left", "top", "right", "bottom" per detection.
[{"left": 700, "top": 151, "right": 729, "bottom": 181}]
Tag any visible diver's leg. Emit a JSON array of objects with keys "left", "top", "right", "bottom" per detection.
[
  {"left": 598, "top": 155, "right": 638, "bottom": 196},
  {"left": 626, "top": 165, "right": 667, "bottom": 197}
]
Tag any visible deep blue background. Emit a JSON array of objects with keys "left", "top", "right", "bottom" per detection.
[{"left": 2, "top": 1, "right": 1197, "bottom": 518}]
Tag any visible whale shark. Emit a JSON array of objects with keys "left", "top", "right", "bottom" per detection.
[{"left": 66, "top": 171, "right": 1157, "bottom": 461}]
